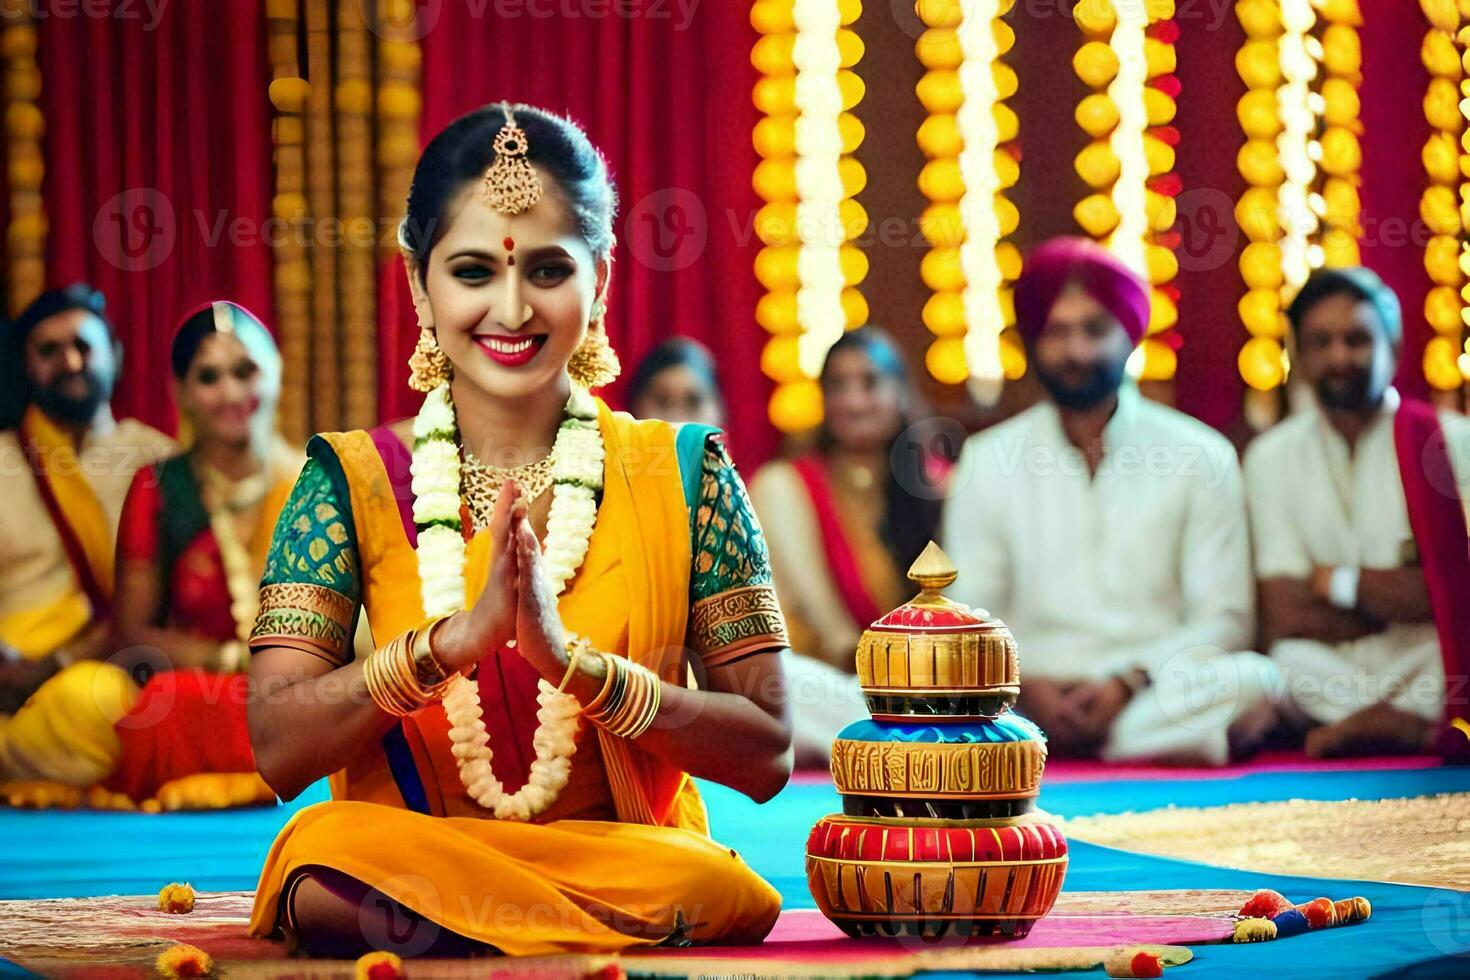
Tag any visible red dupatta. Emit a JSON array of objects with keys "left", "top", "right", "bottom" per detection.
[
  {"left": 789, "top": 456, "right": 885, "bottom": 631},
  {"left": 1393, "top": 399, "right": 1470, "bottom": 761}
]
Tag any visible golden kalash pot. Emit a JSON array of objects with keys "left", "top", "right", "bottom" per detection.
[{"left": 805, "top": 542, "right": 1068, "bottom": 939}]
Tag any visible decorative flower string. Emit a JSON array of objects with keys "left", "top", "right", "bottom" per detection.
[{"left": 410, "top": 381, "right": 603, "bottom": 820}]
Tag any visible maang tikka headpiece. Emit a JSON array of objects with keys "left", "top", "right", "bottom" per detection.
[{"left": 481, "top": 102, "right": 544, "bottom": 214}]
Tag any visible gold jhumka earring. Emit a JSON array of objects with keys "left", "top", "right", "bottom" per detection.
[{"left": 567, "top": 292, "right": 622, "bottom": 390}]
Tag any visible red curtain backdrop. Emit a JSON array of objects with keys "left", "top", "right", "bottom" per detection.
[
  {"left": 27, "top": 3, "right": 1447, "bottom": 450},
  {"left": 1359, "top": 0, "right": 1433, "bottom": 403},
  {"left": 378, "top": 1, "right": 777, "bottom": 464},
  {"left": 39, "top": 1, "right": 274, "bottom": 437},
  {"left": 1169, "top": 6, "right": 1247, "bottom": 434}
]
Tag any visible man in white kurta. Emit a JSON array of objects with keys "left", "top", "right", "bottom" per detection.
[
  {"left": 942, "top": 238, "right": 1278, "bottom": 765},
  {"left": 1244, "top": 267, "right": 1470, "bottom": 757}
]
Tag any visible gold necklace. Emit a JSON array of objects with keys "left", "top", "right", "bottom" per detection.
[
  {"left": 197, "top": 462, "right": 269, "bottom": 513},
  {"left": 833, "top": 457, "right": 878, "bottom": 492},
  {"left": 461, "top": 447, "right": 555, "bottom": 528}
]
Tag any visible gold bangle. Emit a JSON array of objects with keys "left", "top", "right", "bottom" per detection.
[
  {"left": 365, "top": 630, "right": 452, "bottom": 718},
  {"left": 633, "top": 672, "right": 662, "bottom": 739},
  {"left": 584, "top": 653, "right": 626, "bottom": 723},
  {"left": 411, "top": 615, "right": 452, "bottom": 686},
  {"left": 624, "top": 665, "right": 662, "bottom": 739},
  {"left": 588, "top": 657, "right": 661, "bottom": 740},
  {"left": 581, "top": 651, "right": 617, "bottom": 713},
  {"left": 364, "top": 637, "right": 406, "bottom": 717},
  {"left": 557, "top": 634, "right": 594, "bottom": 693}
]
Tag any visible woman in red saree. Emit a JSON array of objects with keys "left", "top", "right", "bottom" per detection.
[{"left": 750, "top": 327, "right": 950, "bottom": 672}]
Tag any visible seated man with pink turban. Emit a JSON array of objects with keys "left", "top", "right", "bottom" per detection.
[{"left": 941, "top": 238, "right": 1279, "bottom": 765}]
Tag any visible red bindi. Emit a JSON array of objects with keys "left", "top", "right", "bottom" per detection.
[
  {"left": 506, "top": 256, "right": 516, "bottom": 266},
  {"left": 503, "top": 237, "right": 516, "bottom": 251}
]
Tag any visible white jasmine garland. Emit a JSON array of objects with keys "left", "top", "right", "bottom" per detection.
[{"left": 408, "top": 380, "right": 603, "bottom": 819}]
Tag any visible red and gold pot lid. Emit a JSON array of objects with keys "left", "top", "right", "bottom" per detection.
[
  {"left": 867, "top": 541, "right": 995, "bottom": 633},
  {"left": 855, "top": 541, "right": 1020, "bottom": 704}
]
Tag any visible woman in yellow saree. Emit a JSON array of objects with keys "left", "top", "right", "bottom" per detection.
[{"left": 246, "top": 103, "right": 792, "bottom": 958}]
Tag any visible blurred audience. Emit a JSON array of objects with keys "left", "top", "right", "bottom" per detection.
[
  {"left": 1245, "top": 268, "right": 1470, "bottom": 759},
  {"left": 628, "top": 337, "right": 867, "bottom": 765},
  {"left": 6, "top": 263, "right": 1458, "bottom": 795},
  {"left": 942, "top": 238, "right": 1278, "bottom": 765},
  {"left": 0, "top": 297, "right": 292, "bottom": 809}
]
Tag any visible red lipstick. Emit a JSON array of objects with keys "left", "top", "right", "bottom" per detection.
[{"left": 474, "top": 333, "right": 546, "bottom": 368}]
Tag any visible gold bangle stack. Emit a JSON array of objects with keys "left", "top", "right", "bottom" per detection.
[
  {"left": 364, "top": 618, "right": 453, "bottom": 718},
  {"left": 582, "top": 651, "right": 661, "bottom": 740}
]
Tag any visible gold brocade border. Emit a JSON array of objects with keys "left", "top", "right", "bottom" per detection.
[
  {"left": 250, "top": 582, "right": 354, "bottom": 652},
  {"left": 812, "top": 856, "right": 1068, "bottom": 868},
  {"left": 830, "top": 737, "right": 1044, "bottom": 799},
  {"left": 818, "top": 811, "right": 1053, "bottom": 830},
  {"left": 691, "top": 584, "right": 790, "bottom": 659},
  {"left": 807, "top": 853, "right": 1067, "bottom": 921},
  {"left": 856, "top": 627, "right": 1019, "bottom": 692}
]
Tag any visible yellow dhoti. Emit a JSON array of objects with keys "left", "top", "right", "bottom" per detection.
[{"left": 0, "top": 661, "right": 135, "bottom": 787}]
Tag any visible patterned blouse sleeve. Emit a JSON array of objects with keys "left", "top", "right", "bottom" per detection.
[
  {"left": 689, "top": 433, "right": 791, "bottom": 668},
  {"left": 249, "top": 452, "right": 360, "bottom": 667}
]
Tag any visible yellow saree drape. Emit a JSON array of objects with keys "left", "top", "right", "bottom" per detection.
[
  {"left": 248, "top": 404, "right": 780, "bottom": 954},
  {"left": 0, "top": 407, "right": 116, "bottom": 658}
]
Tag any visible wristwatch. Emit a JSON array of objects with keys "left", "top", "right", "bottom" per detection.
[
  {"left": 1115, "top": 666, "right": 1151, "bottom": 696},
  {"left": 1327, "top": 565, "right": 1360, "bottom": 610}
]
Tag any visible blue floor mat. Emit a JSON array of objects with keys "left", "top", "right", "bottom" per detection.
[
  {"left": 1038, "top": 764, "right": 1470, "bottom": 817},
  {"left": 2, "top": 769, "right": 1468, "bottom": 976}
]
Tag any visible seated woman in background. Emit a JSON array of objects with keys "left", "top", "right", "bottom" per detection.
[
  {"left": 749, "top": 326, "right": 949, "bottom": 672},
  {"left": 626, "top": 336, "right": 724, "bottom": 429},
  {"left": 117, "top": 301, "right": 302, "bottom": 674},
  {"left": 626, "top": 337, "right": 867, "bottom": 765},
  {"left": 0, "top": 302, "right": 297, "bottom": 810},
  {"left": 108, "top": 301, "right": 302, "bottom": 804}
]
